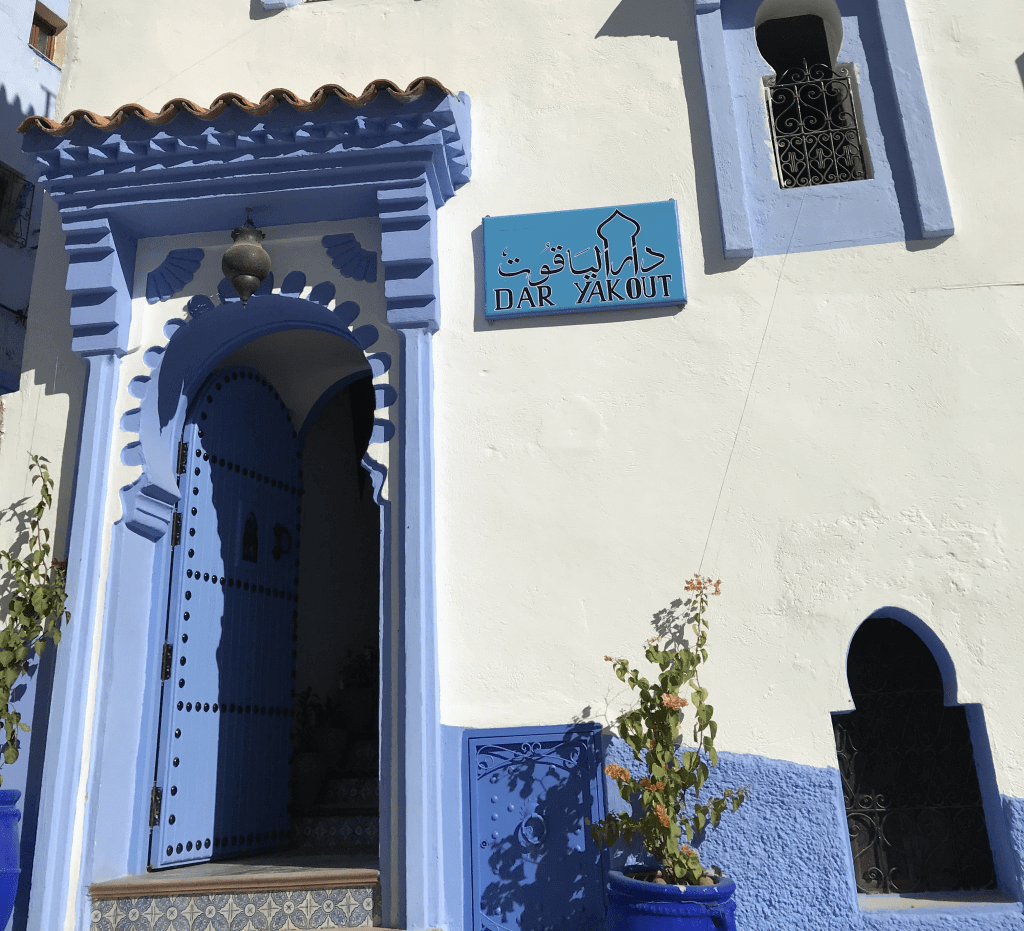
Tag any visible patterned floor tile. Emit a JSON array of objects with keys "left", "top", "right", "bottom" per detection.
[{"left": 92, "top": 886, "right": 381, "bottom": 931}]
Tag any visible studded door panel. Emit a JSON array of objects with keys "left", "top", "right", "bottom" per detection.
[
  {"left": 150, "top": 368, "right": 302, "bottom": 868},
  {"left": 466, "top": 725, "right": 606, "bottom": 931}
]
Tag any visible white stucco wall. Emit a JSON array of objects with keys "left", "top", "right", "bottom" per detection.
[{"left": 6, "top": 0, "right": 1024, "bottom": 820}]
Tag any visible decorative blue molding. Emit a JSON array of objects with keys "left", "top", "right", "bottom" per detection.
[
  {"left": 871, "top": 0, "right": 954, "bottom": 238},
  {"left": 378, "top": 184, "right": 439, "bottom": 331},
  {"left": 21, "top": 90, "right": 471, "bottom": 239},
  {"left": 323, "top": 232, "right": 379, "bottom": 282},
  {"left": 145, "top": 248, "right": 204, "bottom": 304},
  {"left": 695, "top": 0, "right": 753, "bottom": 259},
  {"left": 62, "top": 216, "right": 134, "bottom": 357},
  {"left": 21, "top": 89, "right": 469, "bottom": 931},
  {"left": 694, "top": 0, "right": 952, "bottom": 257}
]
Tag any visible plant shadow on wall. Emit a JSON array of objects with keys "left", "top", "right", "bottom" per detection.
[
  {"left": 474, "top": 734, "right": 605, "bottom": 931},
  {"left": 1017, "top": 53, "right": 1024, "bottom": 95},
  {"left": 597, "top": 0, "right": 748, "bottom": 277}
]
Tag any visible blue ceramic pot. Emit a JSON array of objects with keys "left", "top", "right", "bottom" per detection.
[
  {"left": 606, "top": 869, "right": 736, "bottom": 931},
  {"left": 0, "top": 791, "right": 21, "bottom": 930}
]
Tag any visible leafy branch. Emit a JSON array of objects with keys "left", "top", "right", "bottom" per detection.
[
  {"left": 590, "top": 576, "right": 747, "bottom": 884},
  {"left": 0, "top": 455, "right": 69, "bottom": 781}
]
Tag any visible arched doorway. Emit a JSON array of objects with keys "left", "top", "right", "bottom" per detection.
[{"left": 145, "top": 307, "right": 385, "bottom": 869}]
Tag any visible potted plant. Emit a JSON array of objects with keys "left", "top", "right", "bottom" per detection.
[
  {"left": 591, "top": 575, "right": 747, "bottom": 931},
  {"left": 0, "top": 456, "right": 69, "bottom": 928}
]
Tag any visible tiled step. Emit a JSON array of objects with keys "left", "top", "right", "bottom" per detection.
[
  {"left": 317, "top": 777, "right": 379, "bottom": 811},
  {"left": 90, "top": 863, "right": 381, "bottom": 930},
  {"left": 291, "top": 815, "right": 379, "bottom": 852}
]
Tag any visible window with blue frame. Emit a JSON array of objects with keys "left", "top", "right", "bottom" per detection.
[{"left": 694, "top": 0, "right": 953, "bottom": 258}]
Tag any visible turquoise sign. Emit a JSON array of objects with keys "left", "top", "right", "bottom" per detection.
[{"left": 483, "top": 201, "right": 686, "bottom": 320}]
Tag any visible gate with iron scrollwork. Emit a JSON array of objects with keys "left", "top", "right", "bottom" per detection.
[
  {"left": 766, "top": 62, "right": 868, "bottom": 189},
  {"left": 832, "top": 618, "right": 997, "bottom": 894},
  {"left": 466, "top": 724, "right": 606, "bottom": 931}
]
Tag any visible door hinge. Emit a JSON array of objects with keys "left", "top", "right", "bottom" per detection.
[
  {"left": 160, "top": 643, "right": 173, "bottom": 681},
  {"left": 176, "top": 440, "right": 188, "bottom": 475},
  {"left": 171, "top": 512, "right": 182, "bottom": 547},
  {"left": 149, "top": 786, "right": 163, "bottom": 827}
]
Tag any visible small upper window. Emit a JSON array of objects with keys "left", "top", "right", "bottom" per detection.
[
  {"left": 28, "top": 3, "right": 67, "bottom": 67},
  {"left": 756, "top": 14, "right": 870, "bottom": 189},
  {"left": 30, "top": 15, "right": 55, "bottom": 58}
]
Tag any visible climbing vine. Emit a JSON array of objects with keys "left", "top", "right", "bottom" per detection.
[{"left": 0, "top": 455, "right": 69, "bottom": 781}]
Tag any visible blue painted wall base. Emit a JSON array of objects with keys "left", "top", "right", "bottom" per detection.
[{"left": 603, "top": 740, "right": 1024, "bottom": 930}]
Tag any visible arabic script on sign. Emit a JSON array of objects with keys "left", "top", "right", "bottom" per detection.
[{"left": 483, "top": 202, "right": 686, "bottom": 319}]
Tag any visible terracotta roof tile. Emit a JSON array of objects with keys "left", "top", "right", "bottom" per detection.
[{"left": 18, "top": 77, "right": 454, "bottom": 136}]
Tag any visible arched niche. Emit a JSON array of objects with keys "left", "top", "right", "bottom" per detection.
[{"left": 754, "top": 0, "right": 844, "bottom": 67}]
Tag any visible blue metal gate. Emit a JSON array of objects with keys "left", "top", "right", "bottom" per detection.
[{"left": 150, "top": 367, "right": 302, "bottom": 868}]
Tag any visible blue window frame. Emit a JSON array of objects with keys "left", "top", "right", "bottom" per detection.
[{"left": 695, "top": 0, "right": 953, "bottom": 258}]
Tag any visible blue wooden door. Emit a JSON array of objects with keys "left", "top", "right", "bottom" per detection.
[{"left": 150, "top": 367, "right": 302, "bottom": 868}]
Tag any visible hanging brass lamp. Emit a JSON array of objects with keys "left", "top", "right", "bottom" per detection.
[{"left": 222, "top": 208, "right": 271, "bottom": 305}]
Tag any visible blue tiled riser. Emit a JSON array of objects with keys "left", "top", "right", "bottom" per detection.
[{"left": 90, "top": 887, "right": 380, "bottom": 931}]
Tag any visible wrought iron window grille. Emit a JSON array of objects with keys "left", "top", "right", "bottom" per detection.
[
  {"left": 0, "top": 162, "right": 35, "bottom": 249},
  {"left": 765, "top": 60, "right": 870, "bottom": 190},
  {"left": 832, "top": 619, "right": 997, "bottom": 895}
]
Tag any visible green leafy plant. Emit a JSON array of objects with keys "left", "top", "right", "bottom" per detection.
[
  {"left": 590, "top": 575, "right": 747, "bottom": 885},
  {"left": 0, "top": 455, "right": 69, "bottom": 781}
]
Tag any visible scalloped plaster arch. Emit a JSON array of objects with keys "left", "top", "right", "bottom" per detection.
[{"left": 119, "top": 291, "right": 390, "bottom": 541}]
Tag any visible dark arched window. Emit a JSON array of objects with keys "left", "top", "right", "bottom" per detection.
[
  {"left": 832, "top": 618, "right": 997, "bottom": 894},
  {"left": 756, "top": 13, "right": 869, "bottom": 189}
]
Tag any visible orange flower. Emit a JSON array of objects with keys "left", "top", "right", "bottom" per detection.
[
  {"left": 604, "top": 764, "right": 631, "bottom": 783},
  {"left": 661, "top": 693, "right": 688, "bottom": 711},
  {"left": 655, "top": 804, "right": 670, "bottom": 828},
  {"left": 604, "top": 655, "right": 614, "bottom": 662}
]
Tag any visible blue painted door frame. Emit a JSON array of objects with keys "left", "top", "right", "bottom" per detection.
[{"left": 21, "top": 86, "right": 469, "bottom": 931}]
